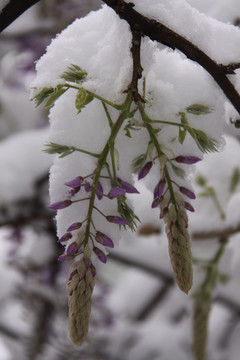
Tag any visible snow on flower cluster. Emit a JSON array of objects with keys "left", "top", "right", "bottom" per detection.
[{"left": 31, "top": 2, "right": 237, "bottom": 345}]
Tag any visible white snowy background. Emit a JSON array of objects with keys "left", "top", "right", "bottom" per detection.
[{"left": 1, "top": 1, "right": 240, "bottom": 360}]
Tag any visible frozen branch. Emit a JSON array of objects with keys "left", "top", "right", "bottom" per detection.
[{"left": 102, "top": 0, "right": 240, "bottom": 116}]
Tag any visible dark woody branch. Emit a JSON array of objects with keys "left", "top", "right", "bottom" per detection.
[
  {"left": 102, "top": 0, "right": 240, "bottom": 116},
  {"left": 0, "top": 0, "right": 40, "bottom": 32}
]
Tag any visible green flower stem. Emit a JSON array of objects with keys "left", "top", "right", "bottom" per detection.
[
  {"left": 84, "top": 93, "right": 132, "bottom": 246},
  {"left": 74, "top": 147, "right": 100, "bottom": 158},
  {"left": 137, "top": 102, "right": 177, "bottom": 208},
  {"left": 102, "top": 102, "right": 114, "bottom": 129}
]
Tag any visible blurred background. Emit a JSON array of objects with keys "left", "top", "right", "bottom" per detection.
[{"left": 1, "top": 1, "right": 240, "bottom": 359}]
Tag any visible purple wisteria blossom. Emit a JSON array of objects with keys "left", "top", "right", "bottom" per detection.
[
  {"left": 106, "top": 216, "right": 128, "bottom": 225},
  {"left": 174, "top": 156, "right": 201, "bottom": 164},
  {"left": 184, "top": 202, "right": 195, "bottom": 212},
  {"left": 83, "top": 257, "right": 91, "bottom": 269},
  {"left": 66, "top": 241, "right": 79, "bottom": 255},
  {"left": 67, "top": 222, "right": 82, "bottom": 232},
  {"left": 65, "top": 176, "right": 84, "bottom": 188},
  {"left": 93, "top": 247, "right": 107, "bottom": 263},
  {"left": 108, "top": 187, "right": 126, "bottom": 199},
  {"left": 47, "top": 200, "right": 72, "bottom": 210},
  {"left": 117, "top": 178, "right": 139, "bottom": 193},
  {"left": 138, "top": 161, "right": 153, "bottom": 180},
  {"left": 151, "top": 197, "right": 162, "bottom": 208},
  {"left": 179, "top": 186, "right": 196, "bottom": 199},
  {"left": 90, "top": 264, "right": 97, "bottom": 277},
  {"left": 58, "top": 254, "right": 74, "bottom": 262},
  {"left": 58, "top": 232, "right": 72, "bottom": 243},
  {"left": 95, "top": 231, "right": 114, "bottom": 248},
  {"left": 84, "top": 181, "right": 92, "bottom": 192},
  {"left": 154, "top": 178, "right": 166, "bottom": 199},
  {"left": 96, "top": 181, "right": 104, "bottom": 200}
]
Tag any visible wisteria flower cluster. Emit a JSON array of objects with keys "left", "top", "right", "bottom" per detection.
[{"left": 31, "top": 5, "right": 225, "bottom": 347}]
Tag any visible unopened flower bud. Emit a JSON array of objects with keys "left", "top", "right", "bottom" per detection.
[
  {"left": 138, "top": 161, "right": 153, "bottom": 180},
  {"left": 95, "top": 231, "right": 114, "bottom": 248},
  {"left": 58, "top": 232, "right": 72, "bottom": 243},
  {"left": 65, "top": 176, "right": 84, "bottom": 188},
  {"left": 175, "top": 156, "right": 201, "bottom": 164},
  {"left": 106, "top": 215, "right": 128, "bottom": 225},
  {"left": 47, "top": 200, "right": 72, "bottom": 210},
  {"left": 184, "top": 201, "right": 195, "bottom": 212},
  {"left": 117, "top": 178, "right": 139, "bottom": 193},
  {"left": 96, "top": 181, "right": 103, "bottom": 200},
  {"left": 93, "top": 247, "right": 107, "bottom": 263},
  {"left": 67, "top": 222, "right": 82, "bottom": 232},
  {"left": 180, "top": 186, "right": 196, "bottom": 199},
  {"left": 108, "top": 187, "right": 126, "bottom": 199}
]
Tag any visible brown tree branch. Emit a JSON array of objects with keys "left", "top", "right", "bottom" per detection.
[
  {"left": 102, "top": 0, "right": 240, "bottom": 116},
  {"left": 0, "top": 0, "right": 40, "bottom": 33}
]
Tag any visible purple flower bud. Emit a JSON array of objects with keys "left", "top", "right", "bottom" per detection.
[
  {"left": 58, "top": 254, "right": 73, "bottom": 262},
  {"left": 93, "top": 247, "right": 107, "bottom": 263},
  {"left": 154, "top": 178, "right": 166, "bottom": 199},
  {"left": 68, "top": 269, "right": 78, "bottom": 281},
  {"left": 84, "top": 181, "right": 92, "bottom": 192},
  {"left": 106, "top": 216, "right": 128, "bottom": 225},
  {"left": 117, "top": 178, "right": 139, "bottom": 194},
  {"left": 65, "top": 176, "right": 84, "bottom": 188},
  {"left": 96, "top": 181, "right": 104, "bottom": 200},
  {"left": 184, "top": 202, "right": 195, "bottom": 212},
  {"left": 160, "top": 207, "right": 168, "bottom": 219},
  {"left": 151, "top": 198, "right": 161, "bottom": 208},
  {"left": 58, "top": 232, "right": 72, "bottom": 243},
  {"left": 175, "top": 156, "right": 201, "bottom": 165},
  {"left": 90, "top": 264, "right": 97, "bottom": 277},
  {"left": 67, "top": 222, "right": 82, "bottom": 232},
  {"left": 95, "top": 231, "right": 114, "bottom": 248},
  {"left": 179, "top": 186, "right": 196, "bottom": 199},
  {"left": 108, "top": 187, "right": 126, "bottom": 199},
  {"left": 83, "top": 257, "right": 91, "bottom": 269},
  {"left": 47, "top": 200, "right": 72, "bottom": 210},
  {"left": 66, "top": 242, "right": 79, "bottom": 255},
  {"left": 138, "top": 161, "right": 153, "bottom": 180}
]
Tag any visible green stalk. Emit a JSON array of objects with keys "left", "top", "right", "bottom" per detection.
[{"left": 84, "top": 94, "right": 132, "bottom": 245}]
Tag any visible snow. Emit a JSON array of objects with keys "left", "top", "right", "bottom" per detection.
[{"left": 0, "top": 127, "right": 53, "bottom": 204}]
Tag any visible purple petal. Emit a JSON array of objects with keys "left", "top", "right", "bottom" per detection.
[
  {"left": 106, "top": 216, "right": 128, "bottom": 225},
  {"left": 179, "top": 186, "right": 196, "bottom": 199},
  {"left": 151, "top": 198, "right": 161, "bottom": 208},
  {"left": 117, "top": 178, "right": 140, "bottom": 194},
  {"left": 93, "top": 247, "right": 107, "bottom": 264},
  {"left": 84, "top": 181, "right": 92, "bottom": 192},
  {"left": 175, "top": 156, "right": 201, "bottom": 165},
  {"left": 90, "top": 264, "right": 97, "bottom": 277},
  {"left": 95, "top": 231, "right": 114, "bottom": 248},
  {"left": 153, "top": 178, "right": 166, "bottom": 199},
  {"left": 69, "top": 186, "right": 81, "bottom": 197},
  {"left": 138, "top": 161, "right": 153, "bottom": 180},
  {"left": 83, "top": 257, "right": 91, "bottom": 269},
  {"left": 160, "top": 207, "right": 168, "bottom": 219},
  {"left": 67, "top": 222, "right": 82, "bottom": 232},
  {"left": 65, "top": 176, "right": 84, "bottom": 188},
  {"left": 66, "top": 242, "right": 79, "bottom": 255},
  {"left": 58, "top": 254, "right": 73, "bottom": 262},
  {"left": 108, "top": 187, "right": 126, "bottom": 199},
  {"left": 184, "top": 202, "right": 195, "bottom": 212},
  {"left": 58, "top": 232, "right": 72, "bottom": 243},
  {"left": 47, "top": 200, "right": 72, "bottom": 210},
  {"left": 96, "top": 181, "right": 104, "bottom": 200}
]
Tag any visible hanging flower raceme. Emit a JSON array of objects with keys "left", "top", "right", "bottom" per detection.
[{"left": 32, "top": 4, "right": 225, "bottom": 348}]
